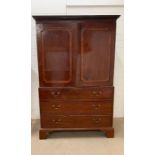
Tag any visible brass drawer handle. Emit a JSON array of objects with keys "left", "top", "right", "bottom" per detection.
[
  {"left": 51, "top": 91, "right": 55, "bottom": 95},
  {"left": 57, "top": 119, "right": 62, "bottom": 122},
  {"left": 99, "top": 91, "right": 102, "bottom": 95},
  {"left": 92, "top": 104, "right": 101, "bottom": 110},
  {"left": 94, "top": 120, "right": 100, "bottom": 123},
  {"left": 56, "top": 91, "right": 61, "bottom": 95},
  {"left": 51, "top": 91, "right": 61, "bottom": 96},
  {"left": 92, "top": 118, "right": 102, "bottom": 123},
  {"left": 92, "top": 91, "right": 97, "bottom": 94},
  {"left": 52, "top": 119, "right": 62, "bottom": 124},
  {"left": 51, "top": 104, "right": 61, "bottom": 110},
  {"left": 56, "top": 104, "right": 61, "bottom": 108},
  {"left": 92, "top": 91, "right": 103, "bottom": 96}
]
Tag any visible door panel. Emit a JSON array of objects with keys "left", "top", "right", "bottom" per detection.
[
  {"left": 37, "top": 22, "right": 77, "bottom": 87},
  {"left": 42, "top": 28, "right": 72, "bottom": 83},
  {"left": 80, "top": 22, "right": 116, "bottom": 86},
  {"left": 37, "top": 21, "right": 116, "bottom": 87}
]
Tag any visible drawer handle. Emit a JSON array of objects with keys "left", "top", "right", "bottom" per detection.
[
  {"left": 92, "top": 91, "right": 102, "bottom": 96},
  {"left": 92, "top": 118, "right": 102, "bottom": 123},
  {"left": 92, "top": 91, "right": 97, "bottom": 94},
  {"left": 51, "top": 91, "right": 61, "bottom": 96},
  {"left": 52, "top": 119, "right": 62, "bottom": 124},
  {"left": 92, "top": 104, "right": 101, "bottom": 110},
  {"left": 51, "top": 104, "right": 61, "bottom": 110},
  {"left": 56, "top": 91, "right": 61, "bottom": 95},
  {"left": 51, "top": 91, "right": 55, "bottom": 95},
  {"left": 99, "top": 91, "right": 102, "bottom": 95}
]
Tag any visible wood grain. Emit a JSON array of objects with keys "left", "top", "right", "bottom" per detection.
[{"left": 33, "top": 15, "right": 119, "bottom": 139}]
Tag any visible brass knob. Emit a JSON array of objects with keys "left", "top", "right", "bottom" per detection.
[
  {"left": 57, "top": 104, "right": 61, "bottom": 108},
  {"left": 92, "top": 91, "right": 97, "bottom": 94},
  {"left": 51, "top": 91, "right": 55, "bottom": 95},
  {"left": 55, "top": 107, "right": 60, "bottom": 110},
  {"left": 56, "top": 91, "right": 61, "bottom": 95},
  {"left": 51, "top": 104, "right": 55, "bottom": 108},
  {"left": 99, "top": 91, "right": 102, "bottom": 94},
  {"left": 57, "top": 119, "right": 62, "bottom": 122}
]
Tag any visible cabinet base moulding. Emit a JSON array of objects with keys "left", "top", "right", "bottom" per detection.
[{"left": 39, "top": 127, "right": 114, "bottom": 139}]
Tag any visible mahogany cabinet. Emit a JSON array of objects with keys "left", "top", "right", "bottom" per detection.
[{"left": 33, "top": 16, "right": 119, "bottom": 139}]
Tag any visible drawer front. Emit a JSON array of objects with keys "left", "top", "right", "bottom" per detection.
[
  {"left": 39, "top": 87, "right": 114, "bottom": 100},
  {"left": 41, "top": 115, "right": 112, "bottom": 128},
  {"left": 40, "top": 100, "right": 113, "bottom": 115}
]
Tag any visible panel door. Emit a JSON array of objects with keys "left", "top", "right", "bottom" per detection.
[
  {"left": 79, "top": 21, "right": 116, "bottom": 86},
  {"left": 37, "top": 22, "right": 77, "bottom": 87}
]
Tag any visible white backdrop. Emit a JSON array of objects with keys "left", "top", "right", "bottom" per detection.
[{"left": 31, "top": 0, "right": 124, "bottom": 118}]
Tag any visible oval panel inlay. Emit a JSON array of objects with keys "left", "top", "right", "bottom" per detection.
[
  {"left": 81, "top": 28, "right": 111, "bottom": 83},
  {"left": 41, "top": 28, "right": 72, "bottom": 83}
]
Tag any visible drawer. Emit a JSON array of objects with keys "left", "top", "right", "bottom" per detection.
[
  {"left": 41, "top": 115, "right": 112, "bottom": 128},
  {"left": 40, "top": 100, "right": 113, "bottom": 115},
  {"left": 39, "top": 87, "right": 114, "bottom": 100}
]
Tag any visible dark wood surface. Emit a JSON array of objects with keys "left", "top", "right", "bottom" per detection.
[
  {"left": 41, "top": 115, "right": 112, "bottom": 128},
  {"left": 40, "top": 100, "right": 113, "bottom": 115},
  {"left": 34, "top": 15, "right": 119, "bottom": 139},
  {"left": 39, "top": 87, "right": 114, "bottom": 100},
  {"left": 33, "top": 15, "right": 120, "bottom": 23},
  {"left": 36, "top": 20, "right": 116, "bottom": 87}
]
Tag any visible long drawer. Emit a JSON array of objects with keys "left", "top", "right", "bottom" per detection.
[
  {"left": 40, "top": 100, "right": 113, "bottom": 115},
  {"left": 41, "top": 115, "right": 112, "bottom": 128},
  {"left": 39, "top": 87, "right": 114, "bottom": 100}
]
